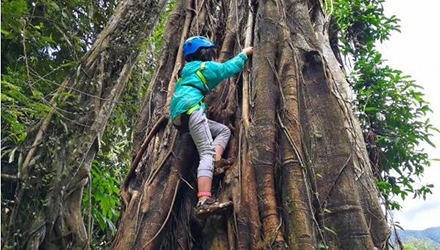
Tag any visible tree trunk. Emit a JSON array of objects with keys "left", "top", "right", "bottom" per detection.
[
  {"left": 3, "top": 0, "right": 167, "bottom": 249},
  {"left": 112, "top": 0, "right": 390, "bottom": 249}
]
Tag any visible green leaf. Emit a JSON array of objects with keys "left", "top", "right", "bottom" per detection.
[
  {"left": 364, "top": 107, "right": 377, "bottom": 111},
  {"left": 1, "top": 29, "right": 11, "bottom": 36}
]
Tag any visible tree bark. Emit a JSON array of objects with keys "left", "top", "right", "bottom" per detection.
[
  {"left": 4, "top": 0, "right": 167, "bottom": 249},
  {"left": 112, "top": 0, "right": 390, "bottom": 249}
]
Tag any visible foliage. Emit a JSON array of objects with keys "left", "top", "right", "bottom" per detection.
[
  {"left": 1, "top": 0, "right": 119, "bottom": 245},
  {"left": 82, "top": 162, "right": 121, "bottom": 248},
  {"left": 1, "top": 0, "right": 117, "bottom": 159},
  {"left": 332, "top": 0, "right": 437, "bottom": 210},
  {"left": 2, "top": 0, "right": 175, "bottom": 247}
]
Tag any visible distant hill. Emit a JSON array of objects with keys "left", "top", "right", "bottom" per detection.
[
  {"left": 395, "top": 226, "right": 440, "bottom": 247},
  {"left": 398, "top": 227, "right": 440, "bottom": 244}
]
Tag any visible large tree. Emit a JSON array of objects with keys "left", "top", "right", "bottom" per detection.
[
  {"left": 111, "top": 0, "right": 390, "bottom": 249},
  {"left": 2, "top": 0, "right": 167, "bottom": 248}
]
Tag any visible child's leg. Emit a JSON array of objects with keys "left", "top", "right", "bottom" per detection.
[
  {"left": 188, "top": 109, "right": 215, "bottom": 201},
  {"left": 208, "top": 119, "right": 231, "bottom": 161}
]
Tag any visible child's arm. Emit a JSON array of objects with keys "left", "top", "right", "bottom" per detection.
[{"left": 207, "top": 47, "right": 254, "bottom": 89}]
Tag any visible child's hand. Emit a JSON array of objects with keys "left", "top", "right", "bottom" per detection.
[{"left": 242, "top": 47, "right": 254, "bottom": 57}]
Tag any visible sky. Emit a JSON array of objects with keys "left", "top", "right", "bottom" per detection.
[{"left": 377, "top": 0, "right": 440, "bottom": 230}]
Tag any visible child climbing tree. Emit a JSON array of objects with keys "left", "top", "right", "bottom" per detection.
[{"left": 111, "top": 0, "right": 390, "bottom": 249}]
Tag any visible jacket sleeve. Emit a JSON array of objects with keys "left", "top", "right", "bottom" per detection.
[{"left": 206, "top": 53, "right": 248, "bottom": 89}]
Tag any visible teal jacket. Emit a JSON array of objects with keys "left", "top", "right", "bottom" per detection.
[{"left": 170, "top": 53, "right": 248, "bottom": 122}]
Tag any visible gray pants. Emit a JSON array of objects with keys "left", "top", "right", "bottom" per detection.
[{"left": 188, "top": 109, "right": 231, "bottom": 178}]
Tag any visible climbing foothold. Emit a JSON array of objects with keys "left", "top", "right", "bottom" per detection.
[{"left": 194, "top": 201, "right": 233, "bottom": 219}]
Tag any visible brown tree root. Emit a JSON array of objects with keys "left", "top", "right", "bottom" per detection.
[{"left": 121, "top": 115, "right": 168, "bottom": 206}]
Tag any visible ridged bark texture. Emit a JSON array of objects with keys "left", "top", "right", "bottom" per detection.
[{"left": 112, "top": 0, "right": 390, "bottom": 249}]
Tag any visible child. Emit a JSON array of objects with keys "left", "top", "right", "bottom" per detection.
[{"left": 170, "top": 36, "right": 253, "bottom": 213}]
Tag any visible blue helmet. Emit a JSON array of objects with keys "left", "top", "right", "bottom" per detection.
[{"left": 183, "top": 36, "right": 216, "bottom": 61}]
